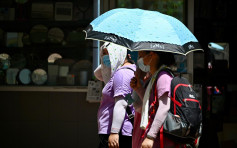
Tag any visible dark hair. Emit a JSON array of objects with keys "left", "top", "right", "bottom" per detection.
[
  {"left": 126, "top": 53, "right": 135, "bottom": 64},
  {"left": 146, "top": 51, "right": 175, "bottom": 67},
  {"left": 126, "top": 49, "right": 135, "bottom": 64}
]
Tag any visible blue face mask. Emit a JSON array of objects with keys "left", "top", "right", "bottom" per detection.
[
  {"left": 137, "top": 57, "right": 150, "bottom": 72},
  {"left": 102, "top": 55, "right": 111, "bottom": 67}
]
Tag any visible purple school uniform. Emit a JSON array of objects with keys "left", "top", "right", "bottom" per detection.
[{"left": 97, "top": 64, "right": 136, "bottom": 136}]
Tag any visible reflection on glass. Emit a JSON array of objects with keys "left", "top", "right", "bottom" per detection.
[{"left": 117, "top": 0, "right": 185, "bottom": 22}]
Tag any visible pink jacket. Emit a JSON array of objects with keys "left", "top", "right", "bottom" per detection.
[{"left": 132, "top": 71, "right": 176, "bottom": 148}]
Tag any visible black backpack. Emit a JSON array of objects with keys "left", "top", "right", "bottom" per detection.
[{"left": 155, "top": 69, "right": 202, "bottom": 146}]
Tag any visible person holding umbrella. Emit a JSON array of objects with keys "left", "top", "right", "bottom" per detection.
[
  {"left": 85, "top": 8, "right": 204, "bottom": 148},
  {"left": 130, "top": 51, "right": 177, "bottom": 148},
  {"left": 94, "top": 42, "right": 136, "bottom": 148}
]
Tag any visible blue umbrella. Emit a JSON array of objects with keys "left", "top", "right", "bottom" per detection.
[{"left": 84, "top": 8, "right": 203, "bottom": 55}]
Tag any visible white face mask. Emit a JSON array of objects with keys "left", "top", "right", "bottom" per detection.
[{"left": 137, "top": 58, "right": 150, "bottom": 72}]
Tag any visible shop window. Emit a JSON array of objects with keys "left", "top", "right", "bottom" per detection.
[{"left": 0, "top": 0, "right": 94, "bottom": 87}]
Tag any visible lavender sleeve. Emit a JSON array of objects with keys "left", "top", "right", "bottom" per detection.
[
  {"left": 111, "top": 67, "right": 135, "bottom": 133},
  {"left": 113, "top": 69, "right": 134, "bottom": 98},
  {"left": 111, "top": 97, "right": 127, "bottom": 133}
]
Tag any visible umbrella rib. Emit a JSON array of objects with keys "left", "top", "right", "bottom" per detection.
[
  {"left": 184, "top": 49, "right": 204, "bottom": 56},
  {"left": 84, "top": 36, "right": 133, "bottom": 50}
]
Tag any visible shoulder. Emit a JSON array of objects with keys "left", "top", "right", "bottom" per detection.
[
  {"left": 158, "top": 71, "right": 173, "bottom": 80},
  {"left": 156, "top": 71, "right": 173, "bottom": 86},
  {"left": 156, "top": 71, "right": 173, "bottom": 98},
  {"left": 113, "top": 64, "right": 136, "bottom": 78},
  {"left": 112, "top": 65, "right": 136, "bottom": 94}
]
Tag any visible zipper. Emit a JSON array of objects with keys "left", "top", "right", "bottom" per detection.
[
  {"left": 173, "top": 83, "right": 192, "bottom": 103},
  {"left": 173, "top": 84, "right": 191, "bottom": 98},
  {"left": 183, "top": 98, "right": 201, "bottom": 109},
  {"left": 172, "top": 84, "right": 192, "bottom": 115}
]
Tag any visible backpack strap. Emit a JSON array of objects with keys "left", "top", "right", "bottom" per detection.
[
  {"left": 119, "top": 67, "right": 135, "bottom": 72},
  {"left": 159, "top": 67, "right": 175, "bottom": 78},
  {"left": 126, "top": 105, "right": 134, "bottom": 125}
]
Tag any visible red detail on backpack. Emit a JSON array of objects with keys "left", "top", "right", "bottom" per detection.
[
  {"left": 183, "top": 98, "right": 202, "bottom": 109},
  {"left": 172, "top": 84, "right": 191, "bottom": 114}
]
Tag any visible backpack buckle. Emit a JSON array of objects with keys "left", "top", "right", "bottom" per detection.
[{"left": 128, "top": 114, "right": 134, "bottom": 119}]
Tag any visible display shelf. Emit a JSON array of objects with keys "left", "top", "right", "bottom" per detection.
[
  {"left": 0, "top": 0, "right": 93, "bottom": 87},
  {"left": 0, "top": 45, "right": 90, "bottom": 51},
  {"left": 0, "top": 85, "right": 88, "bottom": 92},
  {"left": 0, "top": 20, "right": 91, "bottom": 31}
]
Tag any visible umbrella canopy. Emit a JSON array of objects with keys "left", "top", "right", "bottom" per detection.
[{"left": 84, "top": 8, "right": 203, "bottom": 56}]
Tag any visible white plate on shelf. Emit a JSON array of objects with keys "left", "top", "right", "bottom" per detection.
[
  {"left": 48, "top": 53, "right": 62, "bottom": 63},
  {"left": 31, "top": 69, "right": 47, "bottom": 85}
]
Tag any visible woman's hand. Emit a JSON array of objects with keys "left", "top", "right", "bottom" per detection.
[
  {"left": 130, "top": 68, "right": 142, "bottom": 91},
  {"left": 108, "top": 133, "right": 119, "bottom": 148},
  {"left": 141, "top": 137, "right": 154, "bottom": 148}
]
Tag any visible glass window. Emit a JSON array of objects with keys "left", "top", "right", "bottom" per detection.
[
  {"left": 0, "top": 0, "right": 94, "bottom": 87},
  {"left": 116, "top": 0, "right": 185, "bottom": 22}
]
